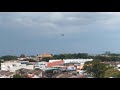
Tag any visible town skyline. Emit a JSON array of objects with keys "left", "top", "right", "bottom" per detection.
[{"left": 0, "top": 12, "right": 120, "bottom": 55}]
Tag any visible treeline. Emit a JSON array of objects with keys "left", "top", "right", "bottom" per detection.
[
  {"left": 1, "top": 52, "right": 120, "bottom": 62},
  {"left": 50, "top": 53, "right": 120, "bottom": 62},
  {"left": 93, "top": 55, "right": 120, "bottom": 61},
  {"left": 0, "top": 55, "right": 18, "bottom": 61},
  {"left": 83, "top": 60, "right": 120, "bottom": 78},
  {"left": 41, "top": 52, "right": 120, "bottom": 62},
  {"left": 52, "top": 53, "right": 90, "bottom": 59}
]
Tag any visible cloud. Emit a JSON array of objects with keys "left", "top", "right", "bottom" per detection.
[
  {"left": 1, "top": 12, "right": 120, "bottom": 55},
  {"left": 0, "top": 12, "right": 120, "bottom": 35}
]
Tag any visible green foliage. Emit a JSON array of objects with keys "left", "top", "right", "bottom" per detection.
[
  {"left": 83, "top": 60, "right": 113, "bottom": 78},
  {"left": 13, "top": 74, "right": 25, "bottom": 78},
  {"left": 23, "top": 59, "right": 37, "bottom": 62},
  {"left": 0, "top": 55, "right": 18, "bottom": 61},
  {"left": 104, "top": 68, "right": 120, "bottom": 78},
  {"left": 52, "top": 52, "right": 120, "bottom": 61},
  {"left": 52, "top": 53, "right": 89, "bottom": 59},
  {"left": 41, "top": 57, "right": 52, "bottom": 62},
  {"left": 94, "top": 55, "right": 120, "bottom": 62}
]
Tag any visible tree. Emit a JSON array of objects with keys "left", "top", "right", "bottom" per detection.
[
  {"left": 104, "top": 68, "right": 120, "bottom": 78},
  {"left": 23, "top": 59, "right": 37, "bottom": 62},
  {"left": 40, "top": 57, "right": 53, "bottom": 62},
  {"left": 0, "top": 55, "right": 18, "bottom": 61},
  {"left": 83, "top": 60, "right": 113, "bottom": 78},
  {"left": 13, "top": 74, "right": 25, "bottom": 78},
  {"left": 20, "top": 54, "right": 26, "bottom": 58}
]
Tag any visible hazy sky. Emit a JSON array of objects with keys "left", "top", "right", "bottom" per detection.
[{"left": 0, "top": 12, "right": 120, "bottom": 56}]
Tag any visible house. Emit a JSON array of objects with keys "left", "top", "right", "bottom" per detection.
[
  {"left": 101, "top": 61, "right": 120, "bottom": 71},
  {"left": 34, "top": 62, "right": 47, "bottom": 69},
  {"left": 49, "top": 59, "right": 93, "bottom": 64},
  {"left": 16, "top": 68, "right": 45, "bottom": 78},
  {"left": 36, "top": 53, "right": 53, "bottom": 60},
  {"left": 0, "top": 70, "right": 14, "bottom": 78},
  {"left": 63, "top": 59, "right": 93, "bottom": 64},
  {"left": 52, "top": 66, "right": 67, "bottom": 72},
  {"left": 46, "top": 60, "right": 64, "bottom": 68},
  {"left": 1, "top": 61, "right": 34, "bottom": 72},
  {"left": 76, "top": 63, "right": 84, "bottom": 70}
]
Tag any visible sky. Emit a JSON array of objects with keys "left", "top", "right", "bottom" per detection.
[{"left": 0, "top": 12, "right": 120, "bottom": 56}]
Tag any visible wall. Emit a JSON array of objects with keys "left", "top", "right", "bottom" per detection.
[{"left": 1, "top": 62, "right": 34, "bottom": 72}]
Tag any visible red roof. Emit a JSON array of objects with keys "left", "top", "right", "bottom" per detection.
[{"left": 46, "top": 60, "right": 64, "bottom": 68}]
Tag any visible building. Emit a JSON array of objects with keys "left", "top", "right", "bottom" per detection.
[
  {"left": 1, "top": 61, "right": 34, "bottom": 72},
  {"left": 63, "top": 59, "right": 93, "bottom": 64},
  {"left": 0, "top": 70, "right": 14, "bottom": 78},
  {"left": 46, "top": 60, "right": 64, "bottom": 68},
  {"left": 16, "top": 68, "right": 44, "bottom": 78},
  {"left": 36, "top": 53, "right": 53, "bottom": 60},
  {"left": 117, "top": 64, "right": 120, "bottom": 71},
  {"left": 34, "top": 62, "right": 47, "bottom": 69},
  {"left": 49, "top": 59, "right": 93, "bottom": 64},
  {"left": 67, "top": 65, "right": 76, "bottom": 71}
]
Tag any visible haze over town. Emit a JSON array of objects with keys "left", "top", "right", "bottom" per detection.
[{"left": 0, "top": 12, "right": 120, "bottom": 56}]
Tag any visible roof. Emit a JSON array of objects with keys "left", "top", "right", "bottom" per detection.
[
  {"left": 42, "top": 68, "right": 59, "bottom": 71},
  {"left": 17, "top": 68, "right": 43, "bottom": 77},
  {"left": 29, "top": 69, "right": 43, "bottom": 75},
  {"left": 16, "top": 68, "right": 31, "bottom": 74},
  {"left": 0, "top": 70, "right": 14, "bottom": 76},
  {"left": 46, "top": 60, "right": 64, "bottom": 68},
  {"left": 37, "top": 53, "right": 53, "bottom": 58}
]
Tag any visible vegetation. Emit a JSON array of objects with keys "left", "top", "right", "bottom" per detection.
[
  {"left": 52, "top": 52, "right": 120, "bottom": 61},
  {"left": 104, "top": 68, "right": 120, "bottom": 78},
  {"left": 23, "top": 59, "right": 37, "bottom": 62},
  {"left": 41, "top": 57, "right": 52, "bottom": 62},
  {"left": 83, "top": 60, "right": 114, "bottom": 78},
  {"left": 0, "top": 51, "right": 120, "bottom": 62},
  {"left": 13, "top": 74, "right": 25, "bottom": 78},
  {"left": 0, "top": 55, "right": 18, "bottom": 61},
  {"left": 52, "top": 53, "right": 89, "bottom": 59}
]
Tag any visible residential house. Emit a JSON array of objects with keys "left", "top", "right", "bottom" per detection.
[
  {"left": 0, "top": 70, "right": 14, "bottom": 78},
  {"left": 15, "top": 68, "right": 45, "bottom": 78},
  {"left": 46, "top": 60, "right": 64, "bottom": 68},
  {"left": 1, "top": 61, "right": 34, "bottom": 72},
  {"left": 36, "top": 53, "right": 53, "bottom": 61}
]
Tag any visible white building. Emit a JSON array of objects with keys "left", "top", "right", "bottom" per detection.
[
  {"left": 1, "top": 61, "right": 34, "bottom": 72},
  {"left": 49, "top": 60, "right": 63, "bottom": 62},
  {"left": 116, "top": 64, "right": 120, "bottom": 71},
  {"left": 63, "top": 59, "right": 93, "bottom": 64},
  {"left": 34, "top": 62, "right": 47, "bottom": 69},
  {"left": 49, "top": 59, "right": 93, "bottom": 64}
]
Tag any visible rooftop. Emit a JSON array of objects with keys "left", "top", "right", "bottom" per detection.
[
  {"left": 37, "top": 53, "right": 53, "bottom": 58},
  {"left": 0, "top": 70, "right": 14, "bottom": 76},
  {"left": 46, "top": 60, "right": 64, "bottom": 68}
]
